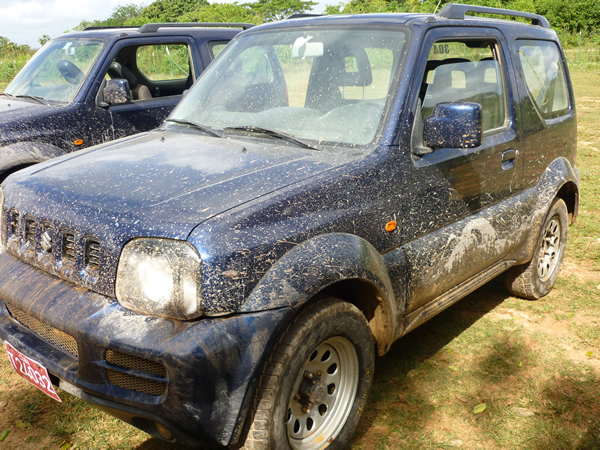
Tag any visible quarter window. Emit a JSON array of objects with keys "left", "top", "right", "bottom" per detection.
[{"left": 517, "top": 40, "right": 569, "bottom": 119}]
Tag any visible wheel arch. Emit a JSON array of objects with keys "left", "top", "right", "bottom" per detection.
[
  {"left": 511, "top": 157, "right": 579, "bottom": 264},
  {"left": 239, "top": 233, "right": 398, "bottom": 356},
  {"left": 0, "top": 142, "right": 66, "bottom": 182}
]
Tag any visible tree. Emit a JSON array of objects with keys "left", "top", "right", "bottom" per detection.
[
  {"left": 191, "top": 3, "right": 257, "bottom": 24},
  {"left": 246, "top": 0, "right": 317, "bottom": 22},
  {"left": 142, "top": 0, "right": 209, "bottom": 22},
  {"left": 38, "top": 35, "right": 51, "bottom": 46}
]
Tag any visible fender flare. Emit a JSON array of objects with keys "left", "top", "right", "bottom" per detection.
[
  {"left": 239, "top": 233, "right": 398, "bottom": 353},
  {"left": 511, "top": 157, "right": 580, "bottom": 264},
  {"left": 0, "top": 142, "right": 66, "bottom": 179}
]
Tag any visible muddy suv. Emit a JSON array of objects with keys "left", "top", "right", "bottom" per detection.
[
  {"left": 0, "top": 4, "right": 579, "bottom": 449},
  {"left": 0, "top": 22, "right": 250, "bottom": 181}
]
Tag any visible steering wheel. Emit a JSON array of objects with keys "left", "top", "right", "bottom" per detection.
[{"left": 56, "top": 60, "right": 83, "bottom": 84}]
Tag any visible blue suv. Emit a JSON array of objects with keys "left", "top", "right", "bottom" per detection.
[{"left": 0, "top": 5, "right": 579, "bottom": 448}]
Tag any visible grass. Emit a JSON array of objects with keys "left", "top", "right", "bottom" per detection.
[{"left": 0, "top": 64, "right": 599, "bottom": 449}]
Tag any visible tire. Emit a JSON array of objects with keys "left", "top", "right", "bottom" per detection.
[
  {"left": 242, "top": 296, "right": 375, "bottom": 449},
  {"left": 505, "top": 198, "right": 568, "bottom": 299}
]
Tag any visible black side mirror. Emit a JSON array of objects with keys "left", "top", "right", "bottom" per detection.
[
  {"left": 423, "top": 102, "right": 482, "bottom": 149},
  {"left": 103, "top": 79, "right": 131, "bottom": 105}
]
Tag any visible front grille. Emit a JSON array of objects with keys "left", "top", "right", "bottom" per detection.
[
  {"left": 2, "top": 210, "right": 105, "bottom": 288},
  {"left": 24, "top": 215, "right": 37, "bottom": 246},
  {"left": 5, "top": 303, "right": 79, "bottom": 358},
  {"left": 85, "top": 238, "right": 101, "bottom": 271},
  {"left": 62, "top": 230, "right": 76, "bottom": 265},
  {"left": 106, "top": 350, "right": 167, "bottom": 396},
  {"left": 9, "top": 209, "right": 19, "bottom": 235}
]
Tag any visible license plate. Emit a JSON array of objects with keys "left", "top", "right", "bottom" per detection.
[{"left": 5, "top": 341, "right": 62, "bottom": 402}]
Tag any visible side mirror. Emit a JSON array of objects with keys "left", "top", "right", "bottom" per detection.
[
  {"left": 103, "top": 79, "right": 131, "bottom": 105},
  {"left": 423, "top": 102, "right": 482, "bottom": 149}
]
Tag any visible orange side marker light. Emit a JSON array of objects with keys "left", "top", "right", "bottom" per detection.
[
  {"left": 385, "top": 220, "right": 397, "bottom": 232},
  {"left": 74, "top": 139, "right": 84, "bottom": 146}
]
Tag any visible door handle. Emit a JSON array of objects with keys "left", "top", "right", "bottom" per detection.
[
  {"left": 502, "top": 149, "right": 517, "bottom": 162},
  {"left": 501, "top": 149, "right": 518, "bottom": 170}
]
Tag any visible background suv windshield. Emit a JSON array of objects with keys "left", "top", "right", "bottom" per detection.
[
  {"left": 5, "top": 38, "right": 104, "bottom": 103},
  {"left": 171, "top": 28, "right": 407, "bottom": 147}
]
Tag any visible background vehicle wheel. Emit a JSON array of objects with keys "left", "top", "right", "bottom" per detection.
[
  {"left": 505, "top": 198, "right": 568, "bottom": 299},
  {"left": 243, "top": 296, "right": 375, "bottom": 449}
]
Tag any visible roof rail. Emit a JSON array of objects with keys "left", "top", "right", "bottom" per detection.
[
  {"left": 286, "top": 13, "right": 323, "bottom": 20},
  {"left": 437, "top": 3, "right": 550, "bottom": 28},
  {"left": 83, "top": 26, "right": 139, "bottom": 31},
  {"left": 138, "top": 22, "right": 254, "bottom": 33}
]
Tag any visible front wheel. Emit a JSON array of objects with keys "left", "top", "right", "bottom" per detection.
[
  {"left": 243, "top": 296, "right": 375, "bottom": 449},
  {"left": 505, "top": 198, "right": 568, "bottom": 299}
]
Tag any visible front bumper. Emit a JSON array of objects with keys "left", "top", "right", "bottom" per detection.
[{"left": 0, "top": 252, "right": 294, "bottom": 446}]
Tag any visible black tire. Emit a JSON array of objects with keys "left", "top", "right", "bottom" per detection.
[
  {"left": 505, "top": 198, "right": 568, "bottom": 299},
  {"left": 242, "top": 296, "right": 375, "bottom": 449}
]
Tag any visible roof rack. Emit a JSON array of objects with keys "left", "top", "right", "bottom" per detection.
[
  {"left": 287, "top": 14, "right": 323, "bottom": 20},
  {"left": 138, "top": 22, "right": 254, "bottom": 33},
  {"left": 83, "top": 26, "right": 139, "bottom": 31},
  {"left": 437, "top": 3, "right": 550, "bottom": 28}
]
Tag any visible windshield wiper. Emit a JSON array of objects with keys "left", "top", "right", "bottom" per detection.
[
  {"left": 224, "top": 126, "right": 320, "bottom": 150},
  {"left": 15, "top": 94, "right": 48, "bottom": 105},
  {"left": 165, "top": 118, "right": 222, "bottom": 138}
]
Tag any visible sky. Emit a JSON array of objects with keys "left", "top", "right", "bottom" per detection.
[{"left": 0, "top": 0, "right": 331, "bottom": 49}]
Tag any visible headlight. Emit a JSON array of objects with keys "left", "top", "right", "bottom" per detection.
[{"left": 116, "top": 238, "right": 202, "bottom": 320}]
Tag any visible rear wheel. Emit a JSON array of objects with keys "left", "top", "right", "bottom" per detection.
[
  {"left": 243, "top": 296, "right": 374, "bottom": 449},
  {"left": 505, "top": 198, "right": 568, "bottom": 299}
]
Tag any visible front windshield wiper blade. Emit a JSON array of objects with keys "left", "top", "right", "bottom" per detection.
[
  {"left": 224, "top": 126, "right": 320, "bottom": 150},
  {"left": 0, "top": 93, "right": 15, "bottom": 99},
  {"left": 15, "top": 94, "right": 48, "bottom": 105},
  {"left": 165, "top": 118, "right": 222, "bottom": 138}
]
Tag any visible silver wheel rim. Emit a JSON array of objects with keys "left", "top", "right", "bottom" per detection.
[
  {"left": 537, "top": 216, "right": 561, "bottom": 282},
  {"left": 286, "top": 336, "right": 359, "bottom": 449}
]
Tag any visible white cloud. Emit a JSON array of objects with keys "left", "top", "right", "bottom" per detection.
[
  {"left": 1, "top": 0, "right": 333, "bottom": 48},
  {"left": 0, "top": 0, "right": 148, "bottom": 48}
]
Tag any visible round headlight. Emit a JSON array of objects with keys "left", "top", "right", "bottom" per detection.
[{"left": 116, "top": 238, "right": 202, "bottom": 319}]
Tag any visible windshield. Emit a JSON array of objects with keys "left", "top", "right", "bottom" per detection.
[
  {"left": 170, "top": 28, "right": 407, "bottom": 147},
  {"left": 5, "top": 38, "right": 104, "bottom": 103}
]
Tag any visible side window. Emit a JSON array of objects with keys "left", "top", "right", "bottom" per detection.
[
  {"left": 136, "top": 44, "right": 191, "bottom": 81},
  {"left": 517, "top": 40, "right": 569, "bottom": 119},
  {"left": 421, "top": 40, "right": 507, "bottom": 132},
  {"left": 209, "top": 41, "right": 228, "bottom": 59}
]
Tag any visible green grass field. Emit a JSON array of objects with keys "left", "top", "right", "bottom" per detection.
[{"left": 0, "top": 65, "right": 598, "bottom": 449}]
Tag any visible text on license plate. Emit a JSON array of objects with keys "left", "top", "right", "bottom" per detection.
[{"left": 5, "top": 341, "right": 62, "bottom": 402}]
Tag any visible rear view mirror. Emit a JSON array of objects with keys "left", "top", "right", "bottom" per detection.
[
  {"left": 104, "top": 79, "right": 131, "bottom": 105},
  {"left": 423, "top": 102, "right": 482, "bottom": 149},
  {"left": 292, "top": 37, "right": 323, "bottom": 59}
]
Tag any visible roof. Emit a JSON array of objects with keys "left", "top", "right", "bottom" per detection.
[
  {"left": 252, "top": 3, "right": 551, "bottom": 32},
  {"left": 56, "top": 23, "right": 253, "bottom": 41}
]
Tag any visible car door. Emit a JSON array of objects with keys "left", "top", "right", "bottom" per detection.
[
  {"left": 86, "top": 37, "right": 218, "bottom": 146},
  {"left": 398, "top": 28, "right": 525, "bottom": 313}
]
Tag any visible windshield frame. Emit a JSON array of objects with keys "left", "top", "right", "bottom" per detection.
[
  {"left": 4, "top": 37, "right": 106, "bottom": 104},
  {"left": 168, "top": 25, "right": 411, "bottom": 151}
]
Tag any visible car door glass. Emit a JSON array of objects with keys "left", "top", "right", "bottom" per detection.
[
  {"left": 136, "top": 44, "right": 191, "bottom": 81},
  {"left": 421, "top": 40, "right": 507, "bottom": 132}
]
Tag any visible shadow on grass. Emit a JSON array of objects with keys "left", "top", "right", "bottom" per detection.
[{"left": 352, "top": 276, "right": 510, "bottom": 443}]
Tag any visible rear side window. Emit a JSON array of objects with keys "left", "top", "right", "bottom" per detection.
[
  {"left": 420, "top": 40, "right": 507, "bottom": 132},
  {"left": 517, "top": 40, "right": 569, "bottom": 120}
]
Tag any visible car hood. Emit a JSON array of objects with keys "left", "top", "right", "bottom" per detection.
[
  {"left": 4, "top": 128, "right": 356, "bottom": 244},
  {"left": 0, "top": 96, "right": 45, "bottom": 115}
]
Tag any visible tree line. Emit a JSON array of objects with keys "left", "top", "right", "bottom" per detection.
[{"left": 1, "top": 0, "right": 599, "bottom": 54}]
